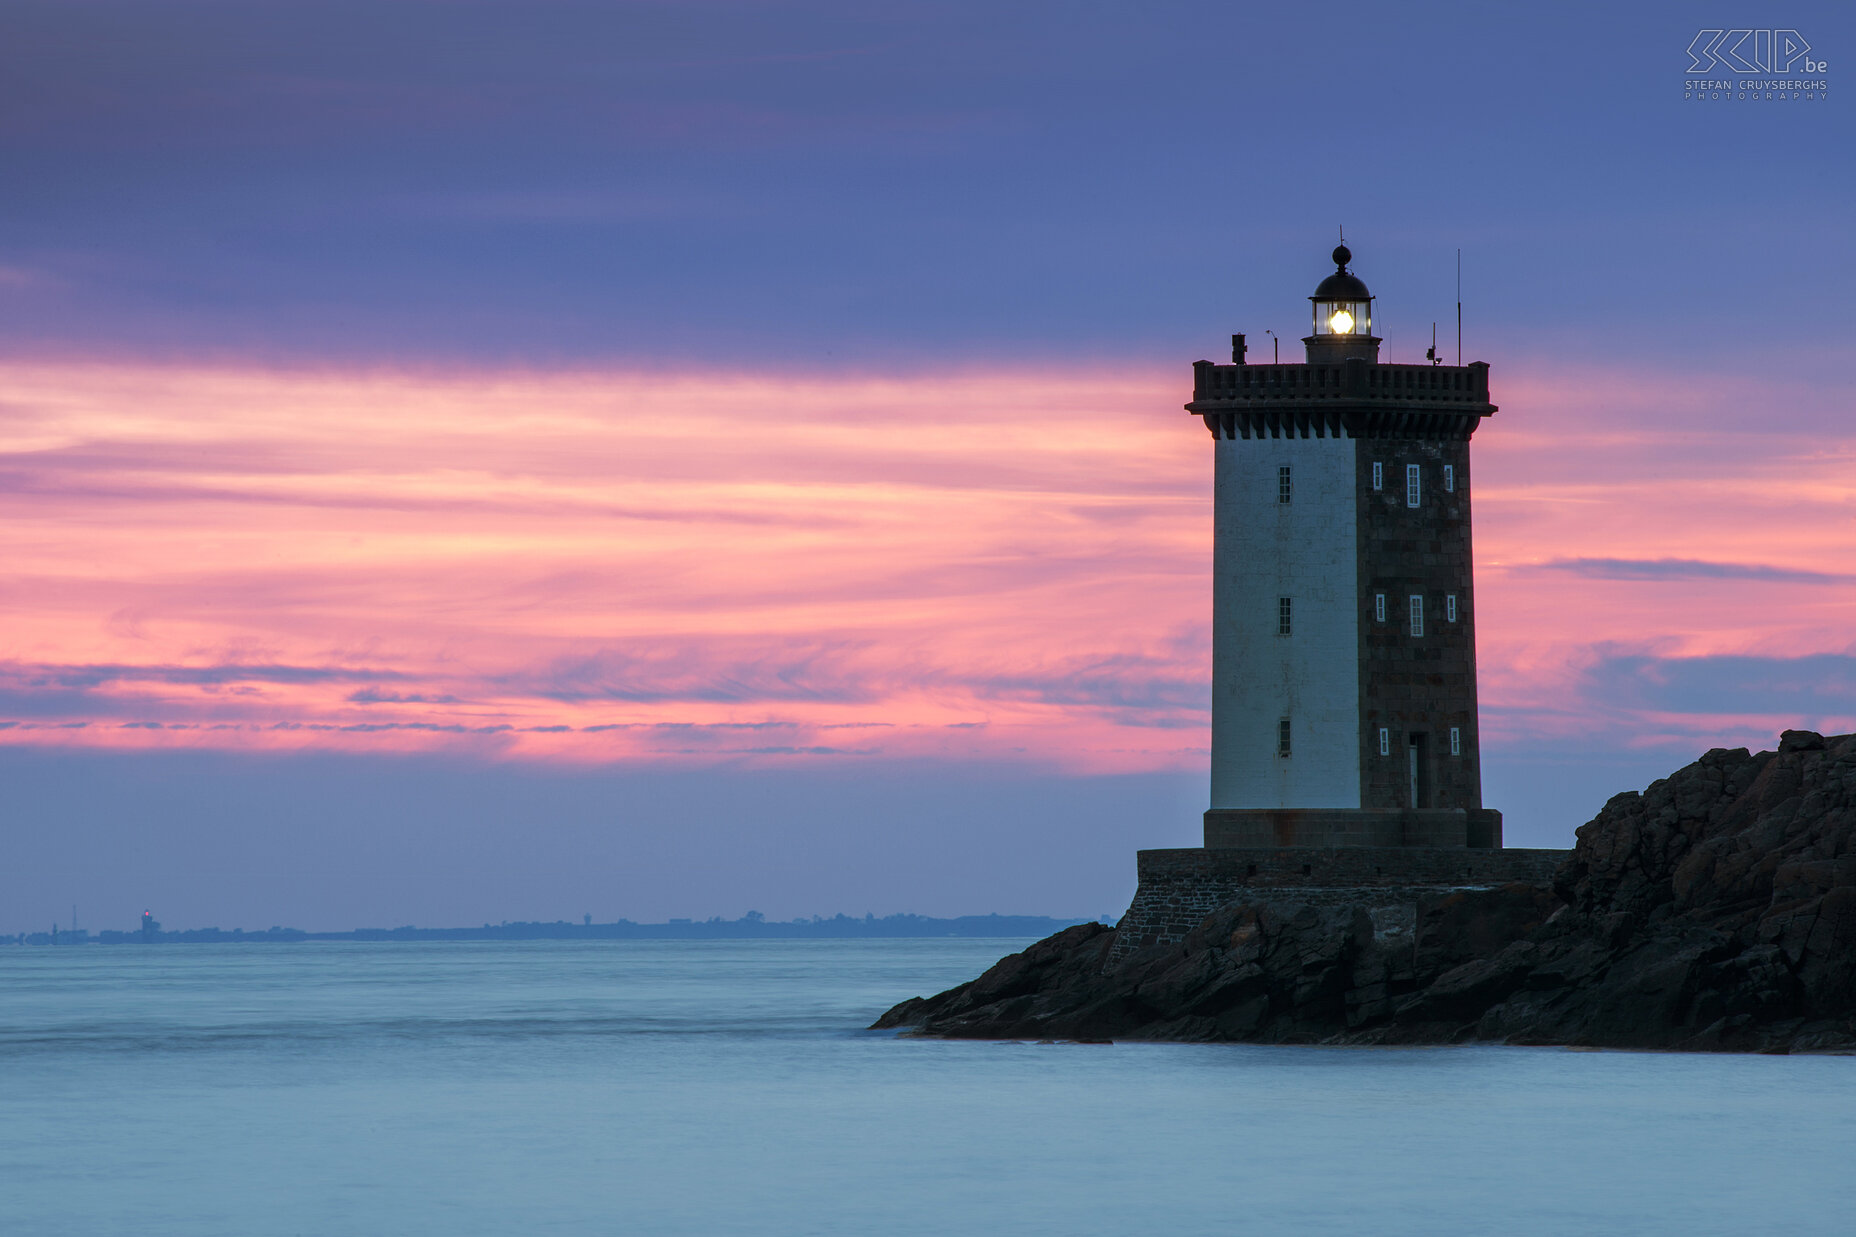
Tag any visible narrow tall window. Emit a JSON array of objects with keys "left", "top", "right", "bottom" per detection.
[
  {"left": 1409, "top": 594, "right": 1424, "bottom": 637},
  {"left": 1450, "top": 727, "right": 1462, "bottom": 756},
  {"left": 1446, "top": 594, "right": 1458, "bottom": 622},
  {"left": 1374, "top": 593, "right": 1386, "bottom": 623},
  {"left": 1277, "top": 716, "right": 1292, "bottom": 758},
  {"left": 1444, "top": 464, "right": 1455, "bottom": 492},
  {"left": 1278, "top": 466, "right": 1292, "bottom": 505},
  {"left": 1378, "top": 727, "right": 1390, "bottom": 756},
  {"left": 1405, "top": 464, "right": 1421, "bottom": 508},
  {"left": 1277, "top": 596, "right": 1293, "bottom": 636},
  {"left": 1372, "top": 461, "right": 1383, "bottom": 491}
]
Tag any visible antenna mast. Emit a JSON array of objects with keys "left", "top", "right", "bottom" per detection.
[{"left": 1456, "top": 248, "right": 1462, "bottom": 366}]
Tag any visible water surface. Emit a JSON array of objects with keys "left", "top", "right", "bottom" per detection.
[{"left": 2, "top": 939, "right": 1849, "bottom": 1235}]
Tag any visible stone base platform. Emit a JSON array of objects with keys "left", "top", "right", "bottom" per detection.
[
  {"left": 1204, "top": 807, "right": 1504, "bottom": 849},
  {"left": 1109, "top": 845, "right": 1569, "bottom": 963}
]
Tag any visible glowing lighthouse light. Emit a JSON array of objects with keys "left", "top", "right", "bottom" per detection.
[{"left": 1307, "top": 244, "right": 1374, "bottom": 345}]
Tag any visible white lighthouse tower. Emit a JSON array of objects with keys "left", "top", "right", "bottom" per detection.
[{"left": 1187, "top": 246, "right": 1502, "bottom": 849}]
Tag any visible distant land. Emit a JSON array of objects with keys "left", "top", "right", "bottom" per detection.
[{"left": 6, "top": 911, "right": 1103, "bottom": 946}]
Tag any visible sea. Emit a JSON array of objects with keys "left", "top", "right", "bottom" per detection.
[{"left": 2, "top": 939, "right": 1851, "bottom": 1236}]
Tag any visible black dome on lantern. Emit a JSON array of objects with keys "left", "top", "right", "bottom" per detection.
[{"left": 1311, "top": 245, "right": 1371, "bottom": 301}]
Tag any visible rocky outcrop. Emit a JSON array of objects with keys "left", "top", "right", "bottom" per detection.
[{"left": 873, "top": 732, "right": 1856, "bottom": 1051}]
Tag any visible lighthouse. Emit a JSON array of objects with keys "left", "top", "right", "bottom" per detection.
[{"left": 1187, "top": 245, "right": 1503, "bottom": 849}]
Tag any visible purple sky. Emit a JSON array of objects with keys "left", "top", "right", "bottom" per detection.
[{"left": 1, "top": 1, "right": 1851, "bottom": 933}]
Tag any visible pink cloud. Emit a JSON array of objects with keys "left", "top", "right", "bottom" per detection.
[{"left": 0, "top": 358, "right": 1849, "bottom": 768}]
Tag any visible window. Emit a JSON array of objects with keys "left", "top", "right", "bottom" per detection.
[
  {"left": 1378, "top": 727, "right": 1390, "bottom": 756},
  {"left": 1277, "top": 596, "right": 1293, "bottom": 636},
  {"left": 1278, "top": 466, "right": 1292, "bottom": 505},
  {"left": 1409, "top": 594, "right": 1424, "bottom": 637},
  {"left": 1444, "top": 464, "right": 1455, "bottom": 493},
  {"left": 1277, "top": 716, "right": 1292, "bottom": 758},
  {"left": 1450, "top": 727, "right": 1462, "bottom": 756},
  {"left": 1372, "top": 461, "right": 1383, "bottom": 491},
  {"left": 1405, "top": 464, "right": 1421, "bottom": 508},
  {"left": 1374, "top": 593, "right": 1386, "bottom": 622},
  {"left": 1446, "top": 594, "right": 1458, "bottom": 622}
]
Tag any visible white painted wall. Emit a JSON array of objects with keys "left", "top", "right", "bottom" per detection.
[{"left": 1209, "top": 435, "right": 1361, "bottom": 808}]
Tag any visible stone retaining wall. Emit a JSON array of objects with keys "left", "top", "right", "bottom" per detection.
[{"left": 1108, "top": 845, "right": 1568, "bottom": 963}]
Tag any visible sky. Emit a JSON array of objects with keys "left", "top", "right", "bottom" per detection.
[{"left": 2, "top": 1, "right": 1852, "bottom": 932}]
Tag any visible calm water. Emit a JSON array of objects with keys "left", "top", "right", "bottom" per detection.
[{"left": 2, "top": 939, "right": 1851, "bottom": 1236}]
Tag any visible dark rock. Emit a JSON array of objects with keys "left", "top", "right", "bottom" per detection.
[
  {"left": 1781, "top": 729, "right": 1827, "bottom": 753},
  {"left": 872, "top": 731, "right": 1856, "bottom": 1052},
  {"left": 1414, "top": 883, "right": 1558, "bottom": 977}
]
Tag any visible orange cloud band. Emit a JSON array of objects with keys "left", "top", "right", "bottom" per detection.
[{"left": 0, "top": 360, "right": 1849, "bottom": 766}]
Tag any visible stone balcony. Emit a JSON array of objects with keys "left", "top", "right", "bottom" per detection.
[{"left": 1188, "top": 358, "right": 1498, "bottom": 441}]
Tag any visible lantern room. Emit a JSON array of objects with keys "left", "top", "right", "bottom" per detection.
[{"left": 1304, "top": 244, "right": 1380, "bottom": 362}]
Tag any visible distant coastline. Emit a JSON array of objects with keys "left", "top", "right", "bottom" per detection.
[{"left": 6, "top": 912, "right": 1101, "bottom": 946}]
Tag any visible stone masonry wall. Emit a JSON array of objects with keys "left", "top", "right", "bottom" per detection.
[
  {"left": 1209, "top": 434, "right": 1361, "bottom": 809},
  {"left": 1355, "top": 438, "right": 1483, "bottom": 811},
  {"left": 1202, "top": 806, "right": 1502, "bottom": 848},
  {"left": 1108, "top": 845, "right": 1566, "bottom": 963}
]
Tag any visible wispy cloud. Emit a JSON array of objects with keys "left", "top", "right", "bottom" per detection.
[
  {"left": 1532, "top": 558, "right": 1855, "bottom": 585},
  {"left": 0, "top": 359, "right": 1851, "bottom": 771},
  {"left": 1580, "top": 651, "right": 1856, "bottom": 717},
  {"left": 0, "top": 362, "right": 1209, "bottom": 767},
  {"left": 347, "top": 688, "right": 461, "bottom": 705},
  {"left": 1, "top": 661, "right": 402, "bottom": 689}
]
